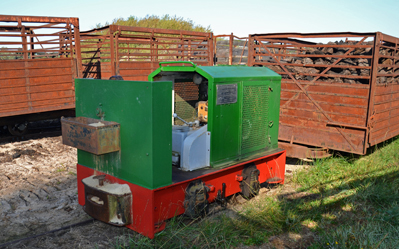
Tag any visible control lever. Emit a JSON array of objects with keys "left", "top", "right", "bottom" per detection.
[
  {"left": 173, "top": 113, "right": 193, "bottom": 126},
  {"left": 215, "top": 183, "right": 227, "bottom": 208}
]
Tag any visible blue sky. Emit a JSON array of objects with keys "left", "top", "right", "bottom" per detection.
[{"left": 1, "top": 0, "right": 398, "bottom": 37}]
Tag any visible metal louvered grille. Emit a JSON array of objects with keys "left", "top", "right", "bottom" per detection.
[
  {"left": 241, "top": 85, "right": 269, "bottom": 151},
  {"left": 174, "top": 82, "right": 199, "bottom": 125}
]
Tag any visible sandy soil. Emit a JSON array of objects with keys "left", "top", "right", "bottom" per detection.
[{"left": 0, "top": 136, "right": 311, "bottom": 248}]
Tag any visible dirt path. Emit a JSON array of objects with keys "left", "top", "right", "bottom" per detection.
[{"left": 0, "top": 136, "right": 308, "bottom": 248}]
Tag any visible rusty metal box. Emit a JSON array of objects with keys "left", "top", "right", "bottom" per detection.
[{"left": 61, "top": 117, "right": 120, "bottom": 155}]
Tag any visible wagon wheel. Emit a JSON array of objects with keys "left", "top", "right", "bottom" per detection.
[{"left": 8, "top": 123, "right": 28, "bottom": 136}]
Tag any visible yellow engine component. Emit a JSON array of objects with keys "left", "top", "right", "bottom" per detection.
[{"left": 197, "top": 101, "right": 208, "bottom": 123}]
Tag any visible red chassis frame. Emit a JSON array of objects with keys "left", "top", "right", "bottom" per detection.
[{"left": 77, "top": 150, "right": 286, "bottom": 238}]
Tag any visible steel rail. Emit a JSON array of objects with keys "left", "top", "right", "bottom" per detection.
[{"left": 0, "top": 219, "right": 95, "bottom": 248}]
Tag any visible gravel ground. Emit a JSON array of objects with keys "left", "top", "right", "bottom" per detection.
[{"left": 0, "top": 136, "right": 146, "bottom": 248}]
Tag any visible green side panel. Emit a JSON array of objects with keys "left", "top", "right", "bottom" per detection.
[
  {"left": 75, "top": 79, "right": 172, "bottom": 189},
  {"left": 151, "top": 82, "right": 173, "bottom": 187},
  {"left": 241, "top": 82, "right": 269, "bottom": 154},
  {"left": 208, "top": 81, "right": 242, "bottom": 165},
  {"left": 209, "top": 78, "right": 281, "bottom": 167}
]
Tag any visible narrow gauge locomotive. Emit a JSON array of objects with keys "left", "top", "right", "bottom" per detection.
[{"left": 61, "top": 62, "right": 286, "bottom": 238}]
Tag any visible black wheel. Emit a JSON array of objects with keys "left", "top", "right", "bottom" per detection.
[
  {"left": 8, "top": 123, "right": 28, "bottom": 136},
  {"left": 183, "top": 179, "right": 209, "bottom": 219},
  {"left": 240, "top": 163, "right": 260, "bottom": 199}
]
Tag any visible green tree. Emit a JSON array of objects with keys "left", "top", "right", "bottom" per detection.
[{"left": 96, "top": 14, "right": 211, "bottom": 32}]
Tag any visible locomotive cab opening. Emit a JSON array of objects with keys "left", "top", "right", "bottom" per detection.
[{"left": 151, "top": 70, "right": 210, "bottom": 172}]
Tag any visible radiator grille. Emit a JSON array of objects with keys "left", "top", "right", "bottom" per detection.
[
  {"left": 174, "top": 82, "right": 199, "bottom": 125},
  {"left": 241, "top": 85, "right": 269, "bottom": 151}
]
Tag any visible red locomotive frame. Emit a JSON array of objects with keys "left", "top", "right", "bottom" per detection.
[{"left": 77, "top": 150, "right": 286, "bottom": 238}]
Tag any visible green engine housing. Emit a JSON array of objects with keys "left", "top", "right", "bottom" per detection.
[{"left": 149, "top": 62, "right": 282, "bottom": 168}]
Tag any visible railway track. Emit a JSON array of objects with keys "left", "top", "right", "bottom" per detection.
[
  {"left": 0, "top": 120, "right": 62, "bottom": 144},
  {"left": 0, "top": 219, "right": 96, "bottom": 249}
]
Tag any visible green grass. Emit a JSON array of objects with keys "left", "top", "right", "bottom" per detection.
[
  {"left": 113, "top": 137, "right": 399, "bottom": 248},
  {"left": 293, "top": 137, "right": 399, "bottom": 248}
]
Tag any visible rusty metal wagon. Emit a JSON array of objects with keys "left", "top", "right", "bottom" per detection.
[
  {"left": 247, "top": 32, "right": 399, "bottom": 158},
  {"left": 0, "top": 15, "right": 80, "bottom": 134},
  {"left": 79, "top": 25, "right": 214, "bottom": 80}
]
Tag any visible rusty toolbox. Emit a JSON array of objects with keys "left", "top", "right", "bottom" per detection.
[{"left": 61, "top": 117, "right": 120, "bottom": 155}]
